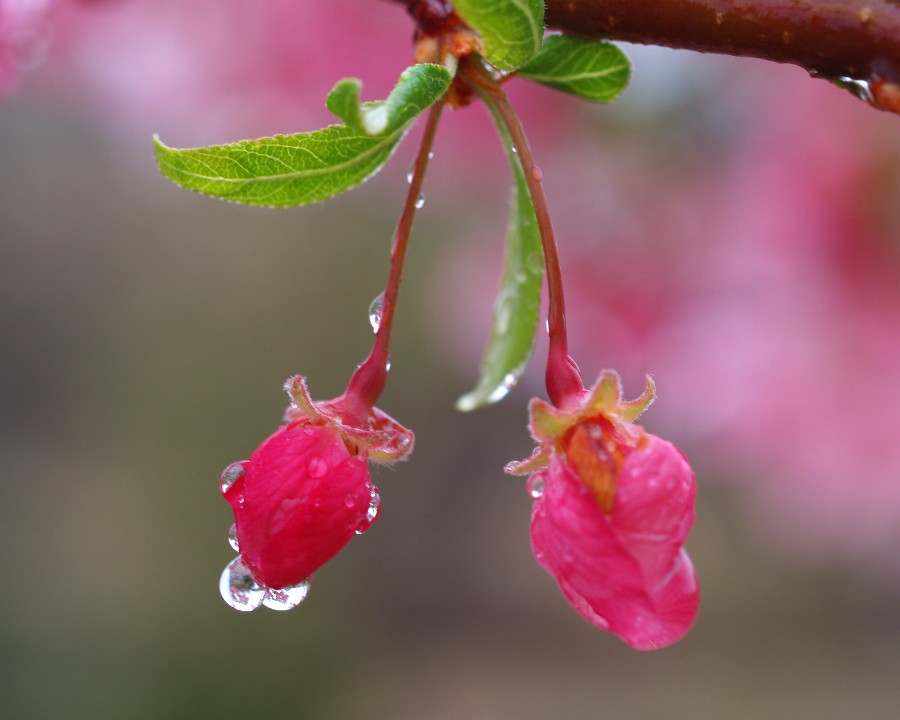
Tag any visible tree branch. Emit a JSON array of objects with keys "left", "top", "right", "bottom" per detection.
[{"left": 543, "top": 0, "right": 900, "bottom": 112}]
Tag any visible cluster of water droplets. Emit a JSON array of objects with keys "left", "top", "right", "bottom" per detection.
[
  {"left": 217, "top": 460, "right": 312, "bottom": 612},
  {"left": 355, "top": 486, "right": 381, "bottom": 535}
]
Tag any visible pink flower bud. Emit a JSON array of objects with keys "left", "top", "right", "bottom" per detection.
[
  {"left": 218, "top": 375, "right": 413, "bottom": 611},
  {"left": 530, "top": 432, "right": 699, "bottom": 650},
  {"left": 223, "top": 421, "right": 377, "bottom": 590},
  {"left": 507, "top": 371, "right": 699, "bottom": 649}
]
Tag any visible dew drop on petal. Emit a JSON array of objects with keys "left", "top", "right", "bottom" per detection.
[
  {"left": 219, "top": 556, "right": 265, "bottom": 612},
  {"left": 227, "top": 523, "right": 240, "bottom": 551},
  {"left": 366, "top": 488, "right": 381, "bottom": 522},
  {"left": 356, "top": 487, "right": 381, "bottom": 535},
  {"left": 368, "top": 292, "right": 385, "bottom": 333},
  {"left": 307, "top": 456, "right": 328, "bottom": 478},
  {"left": 262, "top": 579, "right": 312, "bottom": 611},
  {"left": 527, "top": 476, "right": 545, "bottom": 499},
  {"left": 344, "top": 493, "right": 357, "bottom": 509},
  {"left": 415, "top": 193, "right": 425, "bottom": 209},
  {"left": 220, "top": 461, "right": 248, "bottom": 495}
]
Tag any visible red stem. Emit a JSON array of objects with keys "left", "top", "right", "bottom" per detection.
[
  {"left": 462, "top": 58, "right": 584, "bottom": 408},
  {"left": 342, "top": 101, "right": 445, "bottom": 419}
]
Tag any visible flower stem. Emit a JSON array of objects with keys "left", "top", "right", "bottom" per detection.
[
  {"left": 462, "top": 57, "right": 584, "bottom": 408},
  {"left": 342, "top": 100, "right": 445, "bottom": 419}
]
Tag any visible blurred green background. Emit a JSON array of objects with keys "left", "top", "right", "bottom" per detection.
[{"left": 2, "top": 3, "right": 900, "bottom": 718}]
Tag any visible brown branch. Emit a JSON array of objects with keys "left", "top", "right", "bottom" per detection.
[{"left": 543, "top": 0, "right": 900, "bottom": 112}]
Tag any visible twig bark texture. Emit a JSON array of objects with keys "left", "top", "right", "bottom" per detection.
[{"left": 543, "top": 0, "right": 900, "bottom": 86}]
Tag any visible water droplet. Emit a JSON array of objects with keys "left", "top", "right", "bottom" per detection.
[
  {"left": 356, "top": 487, "right": 381, "bottom": 535},
  {"left": 428, "top": 151, "right": 434, "bottom": 160},
  {"left": 406, "top": 163, "right": 415, "bottom": 184},
  {"left": 415, "top": 193, "right": 425, "bottom": 209},
  {"left": 528, "top": 476, "right": 545, "bottom": 499},
  {"left": 526, "top": 253, "right": 543, "bottom": 275},
  {"left": 385, "top": 358, "right": 392, "bottom": 372},
  {"left": 530, "top": 166, "right": 543, "bottom": 182},
  {"left": 227, "top": 523, "right": 240, "bottom": 551},
  {"left": 220, "top": 461, "right": 248, "bottom": 495},
  {"left": 219, "top": 556, "right": 265, "bottom": 612},
  {"left": 262, "top": 579, "right": 311, "bottom": 611},
  {"left": 366, "top": 488, "right": 380, "bottom": 521},
  {"left": 510, "top": 146, "right": 518, "bottom": 154},
  {"left": 368, "top": 292, "right": 385, "bottom": 333},
  {"left": 344, "top": 493, "right": 357, "bottom": 509},
  {"left": 397, "top": 434, "right": 411, "bottom": 449},
  {"left": 307, "top": 457, "right": 328, "bottom": 478},
  {"left": 486, "top": 373, "right": 517, "bottom": 404}
]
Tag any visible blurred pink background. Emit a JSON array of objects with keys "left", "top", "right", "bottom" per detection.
[{"left": 2, "top": 1, "right": 899, "bottom": 717}]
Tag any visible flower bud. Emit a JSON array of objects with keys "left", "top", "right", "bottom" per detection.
[
  {"left": 507, "top": 370, "right": 699, "bottom": 649},
  {"left": 218, "top": 375, "right": 413, "bottom": 611},
  {"left": 224, "top": 421, "right": 377, "bottom": 590}
]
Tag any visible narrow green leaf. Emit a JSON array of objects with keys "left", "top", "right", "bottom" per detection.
[
  {"left": 518, "top": 35, "right": 631, "bottom": 103},
  {"left": 456, "top": 91, "right": 543, "bottom": 412},
  {"left": 453, "top": 0, "right": 544, "bottom": 71},
  {"left": 153, "top": 64, "right": 451, "bottom": 208}
]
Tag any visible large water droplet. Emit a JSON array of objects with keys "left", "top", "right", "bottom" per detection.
[
  {"left": 366, "top": 488, "right": 380, "bottom": 522},
  {"left": 486, "top": 372, "right": 517, "bottom": 404},
  {"left": 220, "top": 461, "right": 248, "bottom": 495},
  {"left": 368, "top": 292, "right": 385, "bottom": 333},
  {"left": 219, "top": 556, "right": 265, "bottom": 612},
  {"left": 262, "top": 579, "right": 311, "bottom": 611},
  {"left": 415, "top": 193, "right": 425, "bottom": 209},
  {"left": 527, "top": 476, "right": 545, "bottom": 499},
  {"left": 227, "top": 523, "right": 240, "bottom": 551},
  {"left": 307, "top": 456, "right": 328, "bottom": 478},
  {"left": 356, "top": 487, "right": 381, "bottom": 535}
]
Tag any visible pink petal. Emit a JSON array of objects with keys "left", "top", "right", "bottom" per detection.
[
  {"left": 530, "top": 444, "right": 699, "bottom": 650},
  {"left": 227, "top": 422, "right": 374, "bottom": 589}
]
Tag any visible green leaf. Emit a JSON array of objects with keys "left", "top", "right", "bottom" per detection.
[
  {"left": 453, "top": 0, "right": 544, "bottom": 71},
  {"left": 153, "top": 64, "right": 451, "bottom": 208},
  {"left": 456, "top": 89, "right": 543, "bottom": 412},
  {"left": 326, "top": 64, "right": 452, "bottom": 135},
  {"left": 518, "top": 35, "right": 631, "bottom": 103}
]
